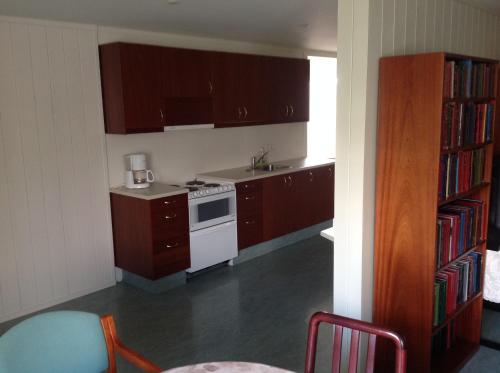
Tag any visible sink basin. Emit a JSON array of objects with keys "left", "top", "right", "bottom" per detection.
[{"left": 247, "top": 164, "right": 292, "bottom": 172}]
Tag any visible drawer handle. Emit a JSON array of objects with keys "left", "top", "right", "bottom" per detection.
[
  {"left": 244, "top": 196, "right": 255, "bottom": 200},
  {"left": 166, "top": 242, "right": 179, "bottom": 249},
  {"left": 164, "top": 200, "right": 176, "bottom": 205},
  {"left": 245, "top": 220, "right": 256, "bottom": 225},
  {"left": 165, "top": 213, "right": 177, "bottom": 219},
  {"left": 244, "top": 184, "right": 250, "bottom": 189}
]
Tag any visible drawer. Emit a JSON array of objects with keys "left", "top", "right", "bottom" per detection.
[
  {"left": 150, "top": 193, "right": 188, "bottom": 214},
  {"left": 153, "top": 234, "right": 190, "bottom": 259},
  {"left": 237, "top": 190, "right": 262, "bottom": 216},
  {"left": 236, "top": 180, "right": 262, "bottom": 193},
  {"left": 152, "top": 235, "right": 190, "bottom": 278},
  {"left": 151, "top": 206, "right": 189, "bottom": 239},
  {"left": 237, "top": 213, "right": 263, "bottom": 250}
]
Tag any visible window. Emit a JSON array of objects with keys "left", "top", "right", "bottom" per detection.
[{"left": 307, "top": 56, "right": 337, "bottom": 159}]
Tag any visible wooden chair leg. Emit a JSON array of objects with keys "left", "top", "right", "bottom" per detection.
[{"left": 100, "top": 315, "right": 162, "bottom": 373}]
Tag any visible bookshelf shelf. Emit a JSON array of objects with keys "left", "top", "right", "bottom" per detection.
[
  {"left": 443, "top": 97, "right": 495, "bottom": 103},
  {"left": 432, "top": 291, "right": 483, "bottom": 335},
  {"left": 441, "top": 142, "right": 492, "bottom": 155},
  {"left": 431, "top": 339, "right": 479, "bottom": 373},
  {"left": 438, "top": 182, "right": 490, "bottom": 206},
  {"left": 374, "top": 52, "right": 497, "bottom": 372},
  {"left": 437, "top": 240, "right": 486, "bottom": 272}
]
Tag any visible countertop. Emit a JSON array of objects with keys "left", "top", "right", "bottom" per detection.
[
  {"left": 197, "top": 157, "right": 335, "bottom": 183},
  {"left": 320, "top": 226, "right": 335, "bottom": 242},
  {"left": 110, "top": 182, "right": 188, "bottom": 200}
]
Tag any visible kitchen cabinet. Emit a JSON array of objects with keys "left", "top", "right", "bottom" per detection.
[
  {"left": 110, "top": 193, "right": 190, "bottom": 280},
  {"left": 267, "top": 57, "right": 310, "bottom": 123},
  {"left": 99, "top": 42, "right": 310, "bottom": 133},
  {"left": 100, "top": 43, "right": 165, "bottom": 133},
  {"left": 211, "top": 52, "right": 268, "bottom": 127},
  {"left": 100, "top": 43, "right": 214, "bottom": 133},
  {"left": 261, "top": 165, "right": 334, "bottom": 242},
  {"left": 235, "top": 180, "right": 263, "bottom": 250}
]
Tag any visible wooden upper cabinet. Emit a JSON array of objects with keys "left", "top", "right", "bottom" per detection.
[
  {"left": 211, "top": 52, "right": 268, "bottom": 126},
  {"left": 100, "top": 43, "right": 165, "bottom": 134},
  {"left": 99, "top": 42, "right": 310, "bottom": 133},
  {"left": 267, "top": 57, "right": 310, "bottom": 123},
  {"left": 161, "top": 47, "right": 214, "bottom": 126}
]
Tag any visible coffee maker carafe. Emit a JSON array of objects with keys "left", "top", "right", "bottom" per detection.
[{"left": 124, "top": 153, "right": 154, "bottom": 189}]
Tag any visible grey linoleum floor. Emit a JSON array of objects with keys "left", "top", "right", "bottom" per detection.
[
  {"left": 0, "top": 235, "right": 334, "bottom": 372},
  {"left": 2, "top": 234, "right": 500, "bottom": 372}
]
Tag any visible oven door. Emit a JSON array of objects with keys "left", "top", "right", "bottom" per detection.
[{"left": 189, "top": 191, "right": 236, "bottom": 231}]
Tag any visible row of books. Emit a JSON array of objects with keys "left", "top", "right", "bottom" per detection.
[
  {"left": 433, "top": 251, "right": 482, "bottom": 327},
  {"left": 436, "top": 199, "right": 484, "bottom": 269},
  {"left": 438, "top": 149, "right": 485, "bottom": 200},
  {"left": 444, "top": 60, "right": 496, "bottom": 98},
  {"left": 441, "top": 102, "right": 494, "bottom": 149}
]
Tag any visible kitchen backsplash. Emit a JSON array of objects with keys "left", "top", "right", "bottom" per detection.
[{"left": 105, "top": 122, "right": 307, "bottom": 186}]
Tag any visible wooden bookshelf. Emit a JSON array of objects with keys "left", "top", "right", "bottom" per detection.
[{"left": 374, "top": 52, "right": 497, "bottom": 373}]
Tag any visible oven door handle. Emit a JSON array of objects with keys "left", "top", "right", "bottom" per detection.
[
  {"left": 190, "top": 220, "right": 236, "bottom": 237},
  {"left": 188, "top": 191, "right": 236, "bottom": 205}
]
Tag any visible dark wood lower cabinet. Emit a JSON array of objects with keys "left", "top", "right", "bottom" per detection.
[
  {"left": 236, "top": 180, "right": 263, "bottom": 250},
  {"left": 110, "top": 193, "right": 190, "bottom": 280},
  {"left": 237, "top": 165, "right": 335, "bottom": 249}
]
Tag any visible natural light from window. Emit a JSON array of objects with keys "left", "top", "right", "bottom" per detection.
[{"left": 307, "top": 56, "right": 337, "bottom": 159}]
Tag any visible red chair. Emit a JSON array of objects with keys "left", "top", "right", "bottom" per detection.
[{"left": 305, "top": 311, "right": 406, "bottom": 373}]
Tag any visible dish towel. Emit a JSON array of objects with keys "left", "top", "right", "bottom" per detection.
[{"left": 485, "top": 249, "right": 500, "bottom": 303}]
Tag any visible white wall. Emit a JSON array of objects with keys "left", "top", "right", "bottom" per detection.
[
  {"left": 335, "top": 0, "right": 500, "bottom": 321},
  {"left": 0, "top": 17, "right": 116, "bottom": 323},
  {"left": 99, "top": 26, "right": 308, "bottom": 186}
]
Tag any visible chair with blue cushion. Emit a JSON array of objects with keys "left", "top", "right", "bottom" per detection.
[{"left": 0, "top": 311, "right": 162, "bottom": 373}]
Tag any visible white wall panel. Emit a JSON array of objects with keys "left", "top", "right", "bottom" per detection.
[
  {"left": 0, "top": 18, "right": 115, "bottom": 323},
  {"left": 335, "top": 0, "right": 500, "bottom": 321}
]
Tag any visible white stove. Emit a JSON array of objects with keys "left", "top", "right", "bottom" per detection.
[{"left": 172, "top": 178, "right": 238, "bottom": 273}]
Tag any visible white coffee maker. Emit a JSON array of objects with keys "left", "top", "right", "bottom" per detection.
[{"left": 124, "top": 153, "right": 155, "bottom": 189}]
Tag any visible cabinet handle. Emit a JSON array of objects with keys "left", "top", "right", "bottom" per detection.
[
  {"left": 309, "top": 171, "right": 314, "bottom": 182},
  {"left": 238, "top": 107, "right": 243, "bottom": 119},
  {"left": 283, "top": 176, "right": 288, "bottom": 185},
  {"left": 285, "top": 105, "right": 290, "bottom": 117},
  {"left": 244, "top": 195, "right": 255, "bottom": 200},
  {"left": 243, "top": 106, "right": 248, "bottom": 119},
  {"left": 165, "top": 242, "right": 179, "bottom": 249},
  {"left": 288, "top": 175, "right": 292, "bottom": 186},
  {"left": 328, "top": 167, "right": 333, "bottom": 177},
  {"left": 208, "top": 81, "right": 213, "bottom": 94},
  {"left": 164, "top": 200, "right": 176, "bottom": 205},
  {"left": 289, "top": 104, "right": 294, "bottom": 117},
  {"left": 164, "top": 213, "right": 177, "bottom": 219},
  {"left": 244, "top": 220, "right": 256, "bottom": 225},
  {"left": 160, "top": 108, "right": 164, "bottom": 122},
  {"left": 244, "top": 184, "right": 250, "bottom": 189}
]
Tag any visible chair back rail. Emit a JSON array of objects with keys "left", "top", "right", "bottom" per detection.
[{"left": 305, "top": 311, "right": 407, "bottom": 373}]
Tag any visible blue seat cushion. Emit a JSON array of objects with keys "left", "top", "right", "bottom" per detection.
[{"left": 0, "top": 311, "right": 109, "bottom": 373}]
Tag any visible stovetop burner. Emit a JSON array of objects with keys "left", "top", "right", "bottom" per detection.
[
  {"left": 186, "top": 179, "right": 205, "bottom": 186},
  {"left": 187, "top": 187, "right": 199, "bottom": 192},
  {"left": 204, "top": 183, "right": 221, "bottom": 188}
]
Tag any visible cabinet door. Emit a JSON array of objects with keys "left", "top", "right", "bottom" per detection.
[
  {"left": 163, "top": 48, "right": 213, "bottom": 98},
  {"left": 316, "top": 165, "right": 335, "bottom": 222},
  {"left": 118, "top": 43, "right": 165, "bottom": 132},
  {"left": 212, "top": 52, "right": 268, "bottom": 126},
  {"left": 162, "top": 48, "right": 214, "bottom": 125},
  {"left": 262, "top": 174, "right": 290, "bottom": 240},
  {"left": 267, "top": 57, "right": 310, "bottom": 123}
]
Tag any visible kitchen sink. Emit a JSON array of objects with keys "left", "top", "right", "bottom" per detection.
[{"left": 247, "top": 164, "right": 292, "bottom": 172}]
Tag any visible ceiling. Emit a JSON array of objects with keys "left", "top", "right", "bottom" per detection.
[{"left": 0, "top": 0, "right": 338, "bottom": 52}]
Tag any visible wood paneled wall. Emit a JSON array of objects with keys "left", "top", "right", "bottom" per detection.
[
  {"left": 335, "top": 0, "right": 500, "bottom": 320},
  {"left": 0, "top": 17, "right": 115, "bottom": 323}
]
